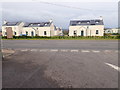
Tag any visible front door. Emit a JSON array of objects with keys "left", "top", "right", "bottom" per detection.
[
  {"left": 31, "top": 31, "right": 34, "bottom": 36},
  {"left": 81, "top": 31, "right": 84, "bottom": 36}
]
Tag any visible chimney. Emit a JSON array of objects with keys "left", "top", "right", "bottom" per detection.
[
  {"left": 3, "top": 20, "right": 7, "bottom": 24},
  {"left": 99, "top": 16, "right": 103, "bottom": 20},
  {"left": 49, "top": 19, "right": 53, "bottom": 23}
]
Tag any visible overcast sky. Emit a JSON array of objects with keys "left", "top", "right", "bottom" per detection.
[{"left": 0, "top": 1, "right": 118, "bottom": 29}]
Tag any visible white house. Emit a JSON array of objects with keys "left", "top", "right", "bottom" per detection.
[
  {"left": 69, "top": 17, "right": 104, "bottom": 36},
  {"left": 2, "top": 21, "right": 24, "bottom": 36},
  {"left": 2, "top": 20, "right": 63, "bottom": 37}
]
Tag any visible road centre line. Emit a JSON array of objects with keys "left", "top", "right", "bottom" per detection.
[
  {"left": 71, "top": 50, "right": 79, "bottom": 52},
  {"left": 92, "top": 50, "right": 100, "bottom": 53},
  {"left": 81, "top": 50, "right": 90, "bottom": 52},
  {"left": 21, "top": 49, "right": 28, "bottom": 52},
  {"left": 104, "top": 50, "right": 112, "bottom": 53},
  {"left": 30, "top": 49, "right": 38, "bottom": 51},
  {"left": 40, "top": 49, "right": 48, "bottom": 52},
  {"left": 50, "top": 49, "right": 58, "bottom": 52},
  {"left": 60, "top": 49, "right": 68, "bottom": 52}
]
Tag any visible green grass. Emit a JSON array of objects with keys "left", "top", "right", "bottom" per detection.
[{"left": 2, "top": 36, "right": 120, "bottom": 40}]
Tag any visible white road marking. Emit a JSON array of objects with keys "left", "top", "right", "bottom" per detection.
[
  {"left": 21, "top": 49, "right": 28, "bottom": 52},
  {"left": 71, "top": 50, "right": 79, "bottom": 52},
  {"left": 61, "top": 49, "right": 68, "bottom": 52},
  {"left": 105, "top": 63, "right": 120, "bottom": 72},
  {"left": 30, "top": 49, "right": 37, "bottom": 52},
  {"left": 92, "top": 50, "right": 100, "bottom": 53},
  {"left": 81, "top": 50, "right": 90, "bottom": 53},
  {"left": 50, "top": 49, "right": 58, "bottom": 52},
  {"left": 104, "top": 50, "right": 111, "bottom": 53},
  {"left": 40, "top": 49, "right": 48, "bottom": 52}
]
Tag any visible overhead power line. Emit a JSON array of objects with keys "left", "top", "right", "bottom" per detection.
[{"left": 38, "top": 1, "right": 116, "bottom": 12}]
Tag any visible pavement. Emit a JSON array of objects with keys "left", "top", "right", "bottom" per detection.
[{"left": 2, "top": 40, "right": 119, "bottom": 88}]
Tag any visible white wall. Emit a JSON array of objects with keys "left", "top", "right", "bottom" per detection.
[
  {"left": 22, "top": 27, "right": 51, "bottom": 36},
  {"left": 2, "top": 26, "right": 19, "bottom": 36},
  {"left": 2, "top": 22, "right": 24, "bottom": 36},
  {"left": 69, "top": 25, "right": 104, "bottom": 36}
]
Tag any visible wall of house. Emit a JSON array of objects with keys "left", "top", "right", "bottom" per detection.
[
  {"left": 2, "top": 22, "right": 24, "bottom": 36},
  {"left": 54, "top": 30, "right": 58, "bottom": 36},
  {"left": 54, "top": 29, "right": 63, "bottom": 36},
  {"left": 50, "top": 24, "right": 55, "bottom": 36},
  {"left": 69, "top": 25, "right": 104, "bottom": 36},
  {"left": 2, "top": 26, "right": 20, "bottom": 36},
  {"left": 22, "top": 27, "right": 51, "bottom": 36},
  {"left": 18, "top": 22, "right": 24, "bottom": 35}
]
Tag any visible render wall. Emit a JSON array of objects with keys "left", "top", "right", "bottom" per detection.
[
  {"left": 69, "top": 25, "right": 104, "bottom": 36},
  {"left": 22, "top": 27, "right": 51, "bottom": 36},
  {"left": 2, "top": 26, "right": 20, "bottom": 36}
]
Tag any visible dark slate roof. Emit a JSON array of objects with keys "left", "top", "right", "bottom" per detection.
[
  {"left": 3, "top": 22, "right": 21, "bottom": 26},
  {"left": 24, "top": 22, "right": 51, "bottom": 27},
  {"left": 70, "top": 19, "right": 104, "bottom": 26}
]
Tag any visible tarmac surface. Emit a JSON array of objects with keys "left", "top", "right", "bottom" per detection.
[
  {"left": 2, "top": 40, "right": 118, "bottom": 50},
  {"left": 2, "top": 40, "right": 119, "bottom": 88}
]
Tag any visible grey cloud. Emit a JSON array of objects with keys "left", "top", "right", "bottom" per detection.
[{"left": 1, "top": 2, "right": 118, "bottom": 29}]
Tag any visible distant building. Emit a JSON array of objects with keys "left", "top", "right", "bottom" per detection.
[
  {"left": 54, "top": 27, "right": 63, "bottom": 36},
  {"left": 2, "top": 20, "right": 63, "bottom": 37},
  {"left": 104, "top": 28, "right": 120, "bottom": 34},
  {"left": 69, "top": 17, "right": 104, "bottom": 36}
]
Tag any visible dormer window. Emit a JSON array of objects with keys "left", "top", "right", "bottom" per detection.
[
  {"left": 45, "top": 23, "right": 47, "bottom": 26},
  {"left": 87, "top": 22, "right": 90, "bottom": 24},
  {"left": 96, "top": 22, "right": 99, "bottom": 23},
  {"left": 78, "top": 22, "right": 81, "bottom": 24}
]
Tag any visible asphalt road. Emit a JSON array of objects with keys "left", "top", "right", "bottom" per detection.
[
  {"left": 2, "top": 40, "right": 118, "bottom": 50},
  {"left": 2, "top": 40, "right": 119, "bottom": 88}
]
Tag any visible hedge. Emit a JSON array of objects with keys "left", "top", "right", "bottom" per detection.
[{"left": 2, "top": 35, "right": 120, "bottom": 39}]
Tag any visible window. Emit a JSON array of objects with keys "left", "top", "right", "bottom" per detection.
[
  {"left": 87, "top": 22, "right": 90, "bottom": 24},
  {"left": 74, "top": 31, "right": 76, "bottom": 34},
  {"left": 45, "top": 23, "right": 47, "bottom": 26},
  {"left": 73, "top": 31, "right": 77, "bottom": 36},
  {"left": 44, "top": 31, "right": 47, "bottom": 35},
  {"left": 14, "top": 31, "right": 16, "bottom": 35},
  {"left": 96, "top": 22, "right": 99, "bottom": 23},
  {"left": 96, "top": 30, "right": 99, "bottom": 34},
  {"left": 78, "top": 22, "right": 81, "bottom": 24},
  {"left": 5, "top": 32, "right": 6, "bottom": 35},
  {"left": 26, "top": 31, "right": 28, "bottom": 36}
]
